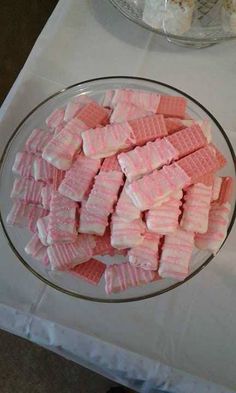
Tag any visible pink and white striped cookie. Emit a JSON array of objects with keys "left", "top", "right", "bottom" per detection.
[
  {"left": 25, "top": 233, "right": 49, "bottom": 265},
  {"left": 11, "top": 177, "right": 44, "bottom": 205},
  {"left": 211, "top": 176, "right": 223, "bottom": 201},
  {"left": 181, "top": 183, "right": 213, "bottom": 233},
  {"left": 47, "top": 234, "right": 96, "bottom": 270},
  {"left": 126, "top": 163, "right": 190, "bottom": 211},
  {"left": 42, "top": 117, "right": 88, "bottom": 170},
  {"left": 146, "top": 191, "right": 183, "bottom": 235},
  {"left": 159, "top": 229, "right": 195, "bottom": 281},
  {"left": 110, "top": 89, "right": 160, "bottom": 112},
  {"left": 47, "top": 191, "right": 77, "bottom": 244},
  {"left": 46, "top": 107, "right": 65, "bottom": 129},
  {"left": 12, "top": 151, "right": 35, "bottom": 178},
  {"left": 111, "top": 214, "right": 145, "bottom": 249},
  {"left": 25, "top": 128, "right": 52, "bottom": 153},
  {"left": 110, "top": 102, "right": 151, "bottom": 123},
  {"left": 118, "top": 138, "right": 178, "bottom": 182},
  {"left": 80, "top": 163, "right": 123, "bottom": 235},
  {"left": 82, "top": 121, "right": 134, "bottom": 159},
  {"left": 64, "top": 96, "right": 92, "bottom": 122},
  {"left": 41, "top": 184, "right": 53, "bottom": 209},
  {"left": 33, "top": 156, "right": 55, "bottom": 182},
  {"left": 128, "top": 232, "right": 160, "bottom": 271},
  {"left": 105, "top": 262, "right": 157, "bottom": 294},
  {"left": 195, "top": 177, "right": 233, "bottom": 254},
  {"left": 58, "top": 154, "right": 101, "bottom": 201},
  {"left": 115, "top": 181, "right": 141, "bottom": 220},
  {"left": 126, "top": 145, "right": 224, "bottom": 211},
  {"left": 7, "top": 200, "right": 48, "bottom": 232},
  {"left": 37, "top": 215, "right": 49, "bottom": 246}
]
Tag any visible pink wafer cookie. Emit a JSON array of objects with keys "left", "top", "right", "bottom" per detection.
[
  {"left": 211, "top": 176, "right": 223, "bottom": 201},
  {"left": 54, "top": 122, "right": 65, "bottom": 136},
  {"left": 195, "top": 203, "right": 231, "bottom": 255},
  {"left": 37, "top": 215, "right": 49, "bottom": 246},
  {"left": 52, "top": 168, "right": 65, "bottom": 190},
  {"left": 126, "top": 163, "right": 190, "bottom": 211},
  {"left": 177, "top": 145, "right": 225, "bottom": 184},
  {"left": 41, "top": 184, "right": 52, "bottom": 209},
  {"left": 93, "top": 229, "right": 115, "bottom": 256},
  {"left": 118, "top": 123, "right": 208, "bottom": 181},
  {"left": 100, "top": 155, "right": 121, "bottom": 172},
  {"left": 47, "top": 191, "right": 77, "bottom": 244},
  {"left": 110, "top": 89, "right": 160, "bottom": 112},
  {"left": 211, "top": 144, "right": 227, "bottom": 170},
  {"left": 25, "top": 128, "right": 52, "bottom": 153},
  {"left": 128, "top": 232, "right": 160, "bottom": 271},
  {"left": 166, "top": 124, "right": 208, "bottom": 158},
  {"left": 159, "top": 229, "right": 194, "bottom": 281},
  {"left": 195, "top": 177, "right": 233, "bottom": 254},
  {"left": 110, "top": 102, "right": 150, "bottom": 123},
  {"left": 42, "top": 118, "right": 88, "bottom": 170},
  {"left": 165, "top": 118, "right": 187, "bottom": 134},
  {"left": 105, "top": 262, "right": 157, "bottom": 294},
  {"left": 146, "top": 191, "right": 183, "bottom": 235},
  {"left": 103, "top": 89, "right": 114, "bottom": 107},
  {"left": 80, "top": 170, "right": 123, "bottom": 235},
  {"left": 217, "top": 176, "right": 233, "bottom": 205},
  {"left": 47, "top": 234, "right": 96, "bottom": 270},
  {"left": 77, "top": 101, "right": 108, "bottom": 128},
  {"left": 33, "top": 156, "right": 55, "bottom": 182},
  {"left": 111, "top": 214, "right": 145, "bottom": 249},
  {"left": 25, "top": 233, "right": 49, "bottom": 265},
  {"left": 157, "top": 96, "right": 187, "bottom": 118},
  {"left": 196, "top": 173, "right": 214, "bottom": 186},
  {"left": 71, "top": 258, "right": 106, "bottom": 285},
  {"left": 181, "top": 183, "right": 213, "bottom": 233},
  {"left": 58, "top": 154, "right": 101, "bottom": 201},
  {"left": 12, "top": 152, "right": 35, "bottom": 178},
  {"left": 115, "top": 182, "right": 140, "bottom": 220},
  {"left": 79, "top": 201, "right": 107, "bottom": 235},
  {"left": 118, "top": 138, "right": 178, "bottom": 182},
  {"left": 128, "top": 114, "right": 167, "bottom": 146},
  {"left": 11, "top": 177, "right": 44, "bottom": 205},
  {"left": 64, "top": 96, "right": 92, "bottom": 122},
  {"left": 7, "top": 200, "right": 48, "bottom": 232},
  {"left": 82, "top": 122, "right": 134, "bottom": 159},
  {"left": 46, "top": 108, "right": 65, "bottom": 129}
]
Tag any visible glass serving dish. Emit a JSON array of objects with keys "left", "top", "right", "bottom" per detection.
[
  {"left": 110, "top": 0, "right": 236, "bottom": 47},
  {"left": 0, "top": 76, "right": 235, "bottom": 303}
]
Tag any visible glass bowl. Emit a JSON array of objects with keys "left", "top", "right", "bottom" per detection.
[
  {"left": 0, "top": 76, "right": 235, "bottom": 303},
  {"left": 110, "top": 0, "right": 236, "bottom": 48}
]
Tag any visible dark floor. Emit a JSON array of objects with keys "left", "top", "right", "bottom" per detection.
[
  {"left": 0, "top": 1, "right": 131, "bottom": 392},
  {"left": 0, "top": 0, "right": 57, "bottom": 104},
  {"left": 0, "top": 329, "right": 127, "bottom": 393}
]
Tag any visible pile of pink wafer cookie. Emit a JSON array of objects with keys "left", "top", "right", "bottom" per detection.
[{"left": 7, "top": 88, "right": 233, "bottom": 295}]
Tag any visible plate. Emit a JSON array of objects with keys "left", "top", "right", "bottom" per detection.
[{"left": 0, "top": 76, "right": 235, "bottom": 302}]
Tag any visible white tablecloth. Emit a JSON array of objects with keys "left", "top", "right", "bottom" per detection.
[{"left": 0, "top": 1, "right": 236, "bottom": 392}]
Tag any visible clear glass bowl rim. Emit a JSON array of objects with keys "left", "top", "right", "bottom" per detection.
[
  {"left": 0, "top": 76, "right": 235, "bottom": 303},
  {"left": 109, "top": 0, "right": 236, "bottom": 44}
]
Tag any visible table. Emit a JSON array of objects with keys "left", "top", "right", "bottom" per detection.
[{"left": 1, "top": 1, "right": 236, "bottom": 392}]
